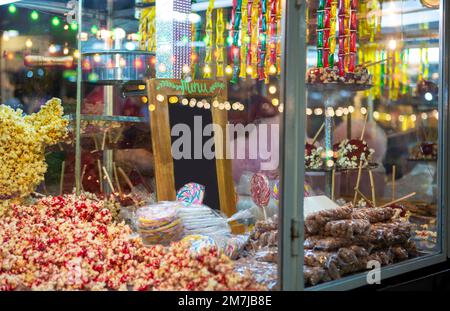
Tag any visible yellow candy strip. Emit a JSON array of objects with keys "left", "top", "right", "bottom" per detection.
[
  {"left": 204, "top": 0, "right": 215, "bottom": 78},
  {"left": 250, "top": 0, "right": 259, "bottom": 78},
  {"left": 216, "top": 8, "right": 225, "bottom": 77},
  {"left": 240, "top": 0, "right": 249, "bottom": 78}
]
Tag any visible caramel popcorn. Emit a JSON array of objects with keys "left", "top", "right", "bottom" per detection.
[
  {"left": 0, "top": 98, "right": 68, "bottom": 215},
  {"left": 0, "top": 194, "right": 266, "bottom": 291}
]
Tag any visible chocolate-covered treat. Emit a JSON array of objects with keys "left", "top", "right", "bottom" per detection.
[
  {"left": 306, "top": 64, "right": 372, "bottom": 85},
  {"left": 305, "top": 205, "right": 353, "bottom": 235},
  {"left": 351, "top": 207, "right": 396, "bottom": 223},
  {"left": 333, "top": 138, "right": 374, "bottom": 169},
  {"left": 323, "top": 219, "right": 371, "bottom": 239},
  {"left": 410, "top": 141, "right": 438, "bottom": 160}
]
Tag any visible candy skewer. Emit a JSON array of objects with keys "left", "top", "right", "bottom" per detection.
[
  {"left": 368, "top": 169, "right": 376, "bottom": 206},
  {"left": 97, "top": 160, "right": 103, "bottom": 193},
  {"left": 312, "top": 123, "right": 325, "bottom": 145},
  {"left": 355, "top": 188, "right": 373, "bottom": 206},
  {"left": 331, "top": 168, "right": 336, "bottom": 201},
  {"left": 113, "top": 162, "right": 123, "bottom": 196},
  {"left": 118, "top": 167, "right": 135, "bottom": 191},
  {"left": 360, "top": 113, "right": 368, "bottom": 140},
  {"left": 80, "top": 164, "right": 87, "bottom": 192},
  {"left": 379, "top": 192, "right": 416, "bottom": 208},
  {"left": 59, "top": 161, "right": 65, "bottom": 196},
  {"left": 101, "top": 129, "right": 108, "bottom": 151},
  {"left": 102, "top": 166, "right": 116, "bottom": 194},
  {"left": 353, "top": 160, "right": 363, "bottom": 205},
  {"left": 392, "top": 165, "right": 396, "bottom": 201}
]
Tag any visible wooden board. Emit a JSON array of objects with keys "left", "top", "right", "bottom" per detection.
[{"left": 147, "top": 79, "right": 237, "bottom": 218}]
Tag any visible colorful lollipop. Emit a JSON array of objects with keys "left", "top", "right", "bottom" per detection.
[{"left": 250, "top": 173, "right": 270, "bottom": 219}]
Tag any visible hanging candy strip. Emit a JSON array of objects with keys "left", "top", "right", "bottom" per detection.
[
  {"left": 257, "top": 0, "right": 268, "bottom": 80},
  {"left": 139, "top": 0, "right": 156, "bottom": 52},
  {"left": 393, "top": 47, "right": 401, "bottom": 101},
  {"left": 423, "top": 47, "right": 429, "bottom": 79},
  {"left": 216, "top": 9, "right": 225, "bottom": 77},
  {"left": 317, "top": 0, "right": 325, "bottom": 68},
  {"left": 204, "top": 0, "right": 215, "bottom": 78},
  {"left": 276, "top": 0, "right": 282, "bottom": 74},
  {"left": 344, "top": 0, "right": 350, "bottom": 73},
  {"left": 349, "top": 0, "right": 358, "bottom": 73},
  {"left": 337, "top": 0, "right": 345, "bottom": 75},
  {"left": 329, "top": 0, "right": 337, "bottom": 68},
  {"left": 231, "top": 0, "right": 243, "bottom": 83},
  {"left": 322, "top": 0, "right": 331, "bottom": 68},
  {"left": 264, "top": 0, "right": 273, "bottom": 82},
  {"left": 240, "top": 0, "right": 249, "bottom": 78},
  {"left": 246, "top": 0, "right": 254, "bottom": 72},
  {"left": 250, "top": 0, "right": 260, "bottom": 78},
  {"left": 401, "top": 49, "right": 409, "bottom": 95}
]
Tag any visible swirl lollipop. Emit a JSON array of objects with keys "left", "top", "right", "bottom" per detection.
[{"left": 250, "top": 173, "right": 270, "bottom": 220}]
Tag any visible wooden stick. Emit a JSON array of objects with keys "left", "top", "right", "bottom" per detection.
[
  {"left": 42, "top": 181, "right": 48, "bottom": 195},
  {"left": 360, "top": 113, "right": 368, "bottom": 140},
  {"left": 93, "top": 135, "right": 99, "bottom": 150},
  {"left": 102, "top": 166, "right": 116, "bottom": 194},
  {"left": 134, "top": 166, "right": 152, "bottom": 193},
  {"left": 368, "top": 170, "right": 376, "bottom": 207},
  {"left": 353, "top": 160, "right": 364, "bottom": 206},
  {"left": 362, "top": 57, "right": 392, "bottom": 68},
  {"left": 114, "top": 128, "right": 124, "bottom": 144},
  {"left": 355, "top": 188, "right": 373, "bottom": 206},
  {"left": 378, "top": 192, "right": 416, "bottom": 208},
  {"left": 117, "top": 167, "right": 134, "bottom": 191},
  {"left": 312, "top": 123, "right": 325, "bottom": 145},
  {"left": 33, "top": 192, "right": 46, "bottom": 198},
  {"left": 59, "top": 161, "right": 66, "bottom": 195},
  {"left": 331, "top": 169, "right": 336, "bottom": 201},
  {"left": 97, "top": 160, "right": 103, "bottom": 193},
  {"left": 80, "top": 164, "right": 87, "bottom": 192},
  {"left": 392, "top": 165, "right": 396, "bottom": 201},
  {"left": 113, "top": 162, "right": 123, "bottom": 196},
  {"left": 101, "top": 129, "right": 108, "bottom": 151}
]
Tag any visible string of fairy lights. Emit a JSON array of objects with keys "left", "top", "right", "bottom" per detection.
[{"left": 307, "top": 105, "right": 439, "bottom": 131}]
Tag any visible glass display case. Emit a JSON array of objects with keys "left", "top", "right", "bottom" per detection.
[
  {"left": 281, "top": 0, "right": 449, "bottom": 290},
  {"left": 0, "top": 0, "right": 449, "bottom": 292}
]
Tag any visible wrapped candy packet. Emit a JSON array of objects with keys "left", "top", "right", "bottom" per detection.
[
  {"left": 322, "top": 219, "right": 371, "bottom": 239},
  {"left": 305, "top": 205, "right": 353, "bottom": 235},
  {"left": 351, "top": 207, "right": 396, "bottom": 223},
  {"left": 304, "top": 236, "right": 352, "bottom": 251}
]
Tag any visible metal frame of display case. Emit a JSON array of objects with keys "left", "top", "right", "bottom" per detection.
[{"left": 280, "top": 0, "right": 449, "bottom": 291}]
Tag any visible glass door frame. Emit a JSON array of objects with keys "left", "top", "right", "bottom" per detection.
[{"left": 280, "top": 0, "right": 449, "bottom": 291}]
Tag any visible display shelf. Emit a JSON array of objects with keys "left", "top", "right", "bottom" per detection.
[
  {"left": 305, "top": 162, "right": 379, "bottom": 173},
  {"left": 306, "top": 82, "right": 373, "bottom": 93},
  {"left": 66, "top": 114, "right": 147, "bottom": 123}
]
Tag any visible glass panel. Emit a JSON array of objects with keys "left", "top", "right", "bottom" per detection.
[
  {"left": 0, "top": 0, "right": 286, "bottom": 291},
  {"left": 0, "top": 1, "right": 77, "bottom": 203},
  {"left": 303, "top": 0, "right": 441, "bottom": 287},
  {"left": 77, "top": 0, "right": 285, "bottom": 291}
]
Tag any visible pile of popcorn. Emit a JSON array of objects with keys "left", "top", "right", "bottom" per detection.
[
  {"left": 0, "top": 98, "right": 68, "bottom": 215},
  {"left": 0, "top": 194, "right": 265, "bottom": 291}
]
